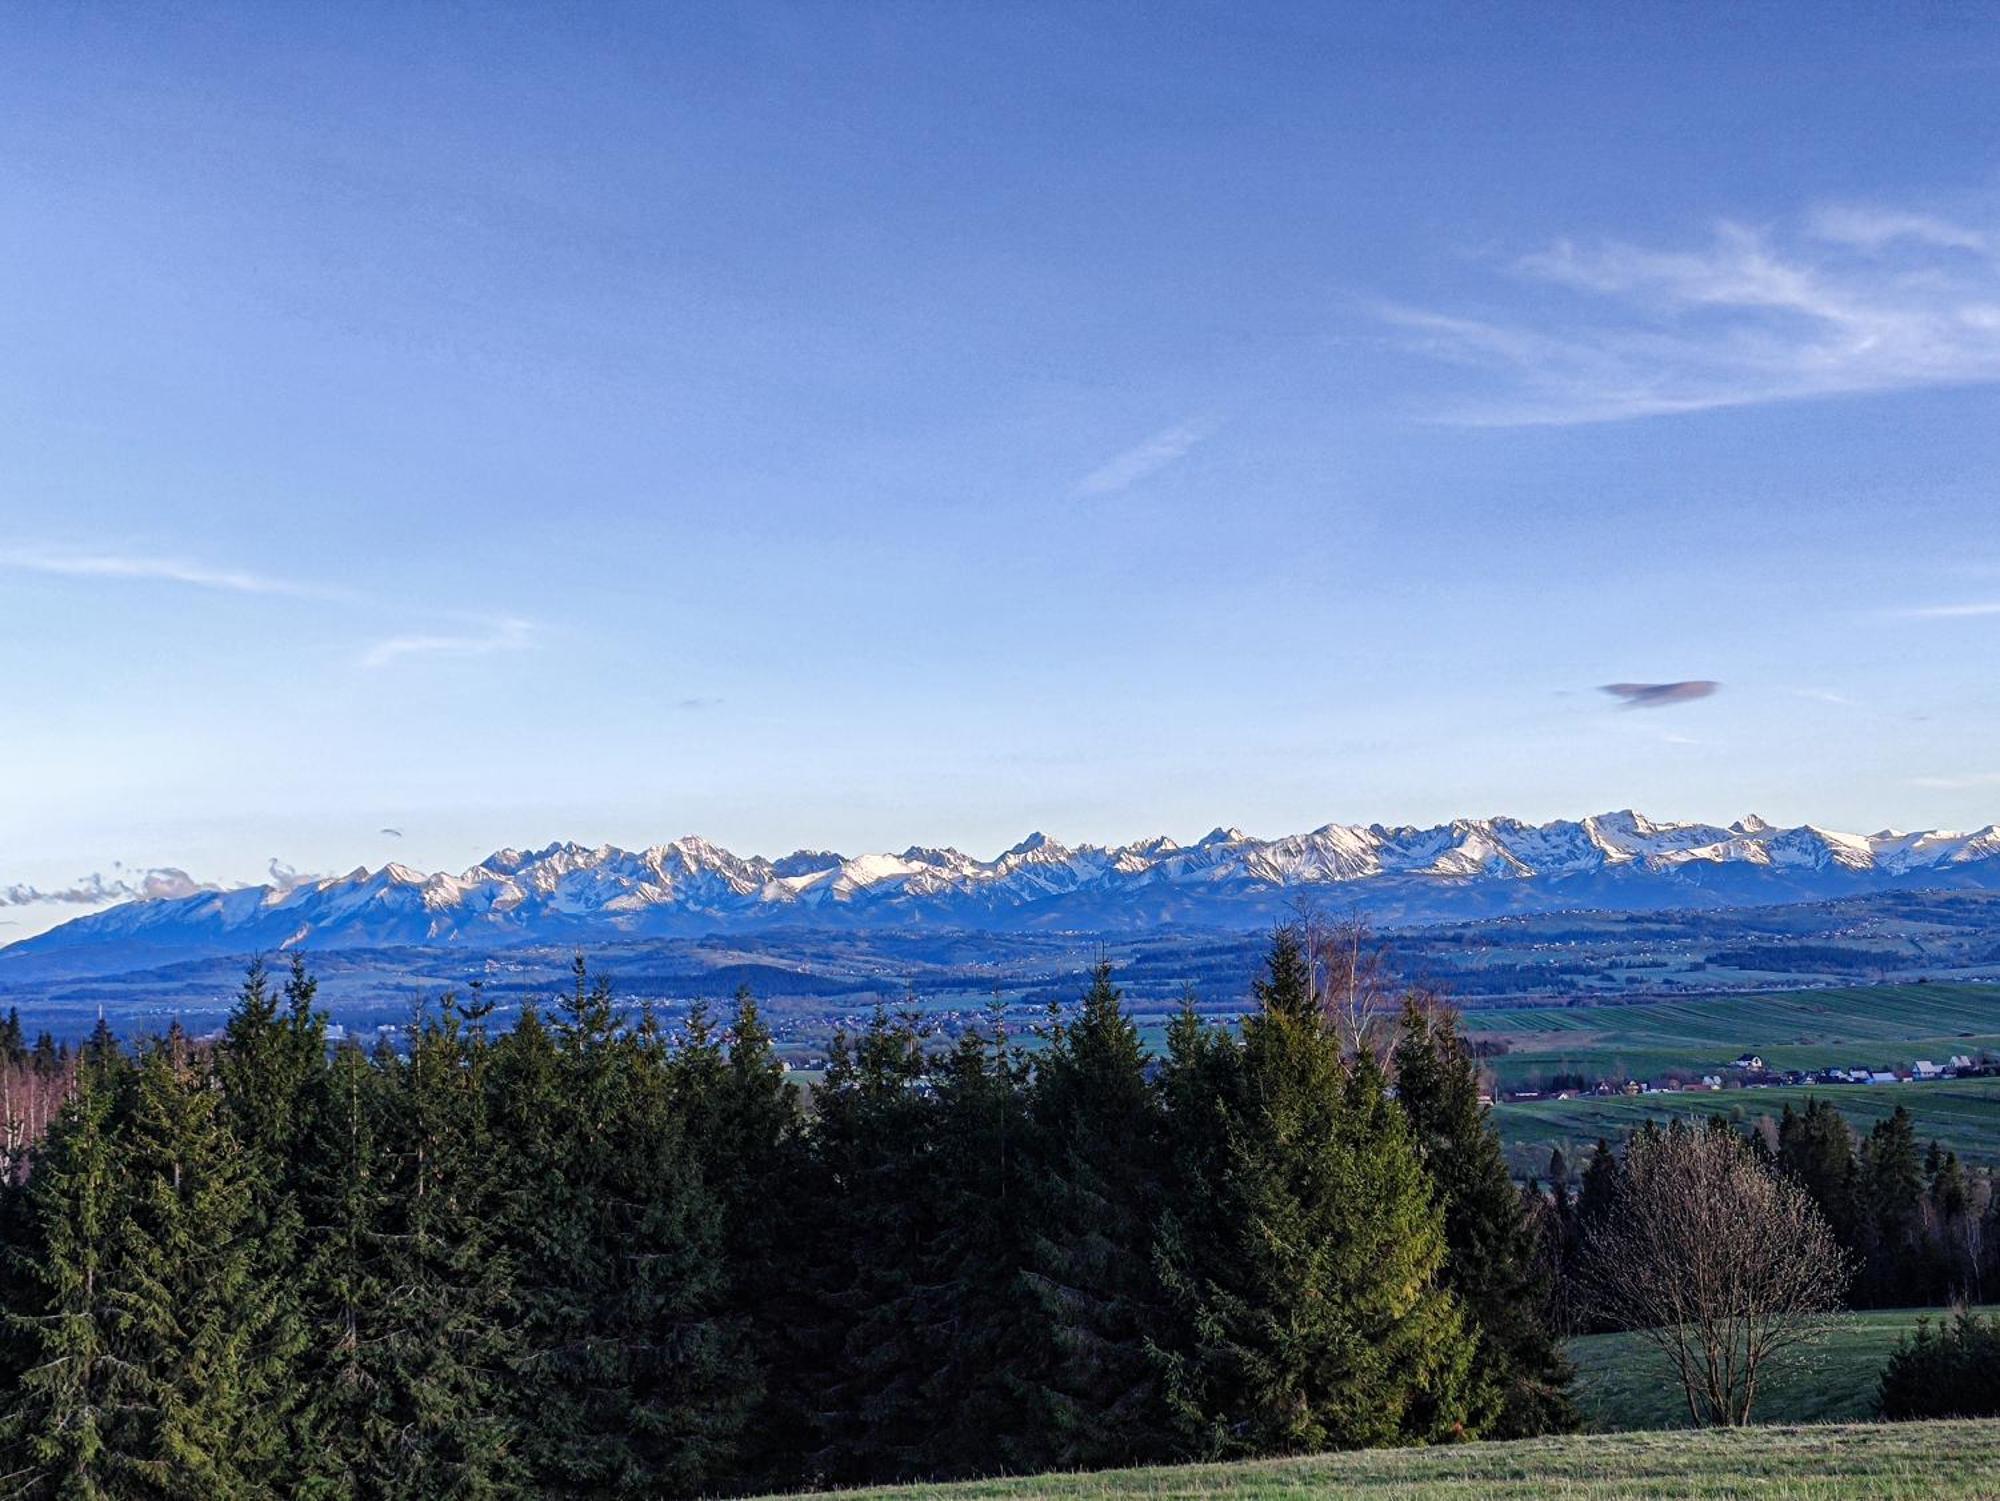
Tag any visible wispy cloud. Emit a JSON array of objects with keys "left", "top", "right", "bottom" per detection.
[
  {"left": 1893, "top": 600, "right": 2000, "bottom": 619},
  {"left": 1389, "top": 201, "right": 2000, "bottom": 424},
  {"left": 1791, "top": 688, "right": 1856, "bottom": 706},
  {"left": 0, "top": 546, "right": 333, "bottom": 598},
  {"left": 1075, "top": 420, "right": 1215, "bottom": 496},
  {"left": 1, "top": 857, "right": 323, "bottom": 909},
  {"left": 1910, "top": 771, "right": 2000, "bottom": 790},
  {"left": 1600, "top": 680, "right": 1720, "bottom": 709},
  {"left": 359, "top": 616, "right": 535, "bottom": 669},
  {"left": 1, "top": 866, "right": 210, "bottom": 907}
]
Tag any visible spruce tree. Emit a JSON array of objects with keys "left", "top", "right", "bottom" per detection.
[
  {"left": 101, "top": 1027, "right": 279, "bottom": 1499},
  {"left": 216, "top": 956, "right": 326, "bottom": 1488},
  {"left": 1017, "top": 962, "right": 1170, "bottom": 1472},
  {"left": 668, "top": 988, "right": 809, "bottom": 1491},
  {"left": 362, "top": 996, "right": 525, "bottom": 1498},
  {"left": 1775, "top": 1098, "right": 1859, "bottom": 1248},
  {"left": 1393, "top": 999, "right": 1576, "bottom": 1437},
  {"left": 911, "top": 1007, "right": 1034, "bottom": 1481},
  {"left": 805, "top": 1007, "right": 938, "bottom": 1485},
  {"left": 290, "top": 1037, "right": 393, "bottom": 1501},
  {"left": 1859, "top": 1105, "right": 1925, "bottom": 1305},
  {"left": 0, "top": 1049, "right": 127, "bottom": 1499},
  {"left": 1152, "top": 929, "right": 1476, "bottom": 1458},
  {"left": 503, "top": 962, "right": 751, "bottom": 1499}
]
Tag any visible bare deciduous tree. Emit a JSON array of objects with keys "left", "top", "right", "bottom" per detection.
[
  {"left": 1291, "top": 903, "right": 1399, "bottom": 1065},
  {"left": 1580, "top": 1122, "right": 1851, "bottom": 1427}
]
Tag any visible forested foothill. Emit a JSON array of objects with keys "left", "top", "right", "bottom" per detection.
[{"left": 0, "top": 930, "right": 1989, "bottom": 1498}]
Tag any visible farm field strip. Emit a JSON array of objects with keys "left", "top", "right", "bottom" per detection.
[{"left": 1493, "top": 1077, "right": 2000, "bottom": 1170}]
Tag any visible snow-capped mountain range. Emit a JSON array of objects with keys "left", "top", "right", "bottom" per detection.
[{"left": 11, "top": 811, "right": 2000, "bottom": 976}]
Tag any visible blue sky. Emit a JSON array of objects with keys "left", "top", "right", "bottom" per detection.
[{"left": 7, "top": 3, "right": 2000, "bottom": 935}]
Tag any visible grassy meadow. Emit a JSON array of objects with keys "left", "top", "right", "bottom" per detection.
[
  {"left": 1491, "top": 1074, "right": 2000, "bottom": 1175},
  {"left": 754, "top": 1420, "right": 2000, "bottom": 1498},
  {"left": 1457, "top": 982, "right": 2000, "bottom": 1091},
  {"left": 1567, "top": 1305, "right": 1991, "bottom": 1431}
]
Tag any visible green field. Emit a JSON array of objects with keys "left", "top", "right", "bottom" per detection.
[
  {"left": 742, "top": 1308, "right": 1999, "bottom": 1496},
  {"left": 1568, "top": 1305, "right": 1989, "bottom": 1431},
  {"left": 753, "top": 1420, "right": 2000, "bottom": 1498},
  {"left": 1458, "top": 983, "right": 2000, "bottom": 1091},
  {"left": 1492, "top": 1075, "right": 2000, "bottom": 1175}
]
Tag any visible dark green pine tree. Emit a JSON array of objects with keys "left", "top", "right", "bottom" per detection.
[
  {"left": 215, "top": 956, "right": 327, "bottom": 1487},
  {"left": 289, "top": 1036, "right": 394, "bottom": 1501},
  {"left": 1016, "top": 962, "right": 1171, "bottom": 1473},
  {"left": 0, "top": 1045, "right": 128, "bottom": 1500},
  {"left": 1858, "top": 1105, "right": 1926, "bottom": 1305},
  {"left": 806, "top": 1006, "right": 939, "bottom": 1486},
  {"left": 667, "top": 987, "right": 810, "bottom": 1491},
  {"left": 1152, "top": 929, "right": 1476, "bottom": 1458},
  {"left": 910, "top": 1005, "right": 1035, "bottom": 1481},
  {"left": 1392, "top": 999, "right": 1576, "bottom": 1438},
  {"left": 1775, "top": 1098, "right": 1859, "bottom": 1250},
  {"left": 365, "top": 995, "right": 526, "bottom": 1498},
  {"left": 100, "top": 1027, "right": 282, "bottom": 1499},
  {"left": 1573, "top": 1138, "right": 1621, "bottom": 1232},
  {"left": 503, "top": 962, "right": 751, "bottom": 1499}
]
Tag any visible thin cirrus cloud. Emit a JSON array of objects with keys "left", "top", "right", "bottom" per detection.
[
  {"left": 1385, "top": 199, "right": 2000, "bottom": 425},
  {"left": 359, "top": 616, "right": 535, "bottom": 669},
  {"left": 1910, "top": 772, "right": 2000, "bottom": 791},
  {"left": 1892, "top": 601, "right": 2000, "bottom": 619},
  {"left": 0, "top": 545, "right": 337, "bottom": 599},
  {"left": 1600, "top": 680, "right": 1720, "bottom": 709},
  {"left": 6, "top": 541, "right": 541, "bottom": 670},
  {"left": 1074, "top": 420, "right": 1215, "bottom": 496}
]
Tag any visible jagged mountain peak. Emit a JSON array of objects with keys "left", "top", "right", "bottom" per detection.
[{"left": 10, "top": 812, "right": 2000, "bottom": 974}]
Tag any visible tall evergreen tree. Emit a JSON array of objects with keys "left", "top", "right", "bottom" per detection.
[
  {"left": 101, "top": 1027, "right": 280, "bottom": 1499},
  {"left": 290, "top": 1037, "right": 393, "bottom": 1501},
  {"left": 1859, "top": 1105, "right": 1925, "bottom": 1305},
  {"left": 1017, "top": 962, "right": 1170, "bottom": 1473},
  {"left": 1152, "top": 928, "right": 1476, "bottom": 1458},
  {"left": 360, "top": 997, "right": 525, "bottom": 1498},
  {"left": 502, "top": 962, "right": 751, "bottom": 1499},
  {"left": 910, "top": 1007, "right": 1034, "bottom": 1481},
  {"left": 805, "top": 1007, "right": 938, "bottom": 1485},
  {"left": 216, "top": 956, "right": 327, "bottom": 1487},
  {"left": 668, "top": 988, "right": 808, "bottom": 1491},
  {"left": 0, "top": 1049, "right": 127, "bottom": 1499},
  {"left": 1393, "top": 999, "right": 1576, "bottom": 1437},
  {"left": 1775, "top": 1099, "right": 1859, "bottom": 1249}
]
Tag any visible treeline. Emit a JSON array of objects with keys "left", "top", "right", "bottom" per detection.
[
  {"left": 0, "top": 1012, "right": 90, "bottom": 1172},
  {"left": 1543, "top": 1097, "right": 1996, "bottom": 1323},
  {"left": 0, "top": 931, "right": 1574, "bottom": 1499}
]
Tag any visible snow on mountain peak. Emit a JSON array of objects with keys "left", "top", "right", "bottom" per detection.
[{"left": 14, "top": 812, "right": 2000, "bottom": 962}]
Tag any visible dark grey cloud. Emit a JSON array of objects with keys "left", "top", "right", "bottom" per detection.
[{"left": 1600, "top": 680, "right": 1720, "bottom": 709}]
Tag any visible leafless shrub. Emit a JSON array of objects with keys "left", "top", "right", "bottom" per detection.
[{"left": 1580, "top": 1123, "right": 1851, "bottom": 1426}]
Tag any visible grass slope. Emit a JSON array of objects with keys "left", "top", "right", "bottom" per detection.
[
  {"left": 1568, "top": 1305, "right": 1991, "bottom": 1431},
  {"left": 1493, "top": 1076, "right": 2000, "bottom": 1174},
  {"left": 762, "top": 1421, "right": 2000, "bottom": 1498},
  {"left": 1459, "top": 983, "right": 2000, "bottom": 1092}
]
